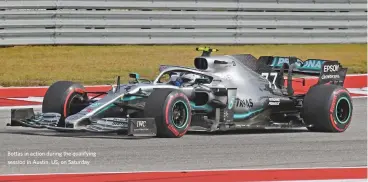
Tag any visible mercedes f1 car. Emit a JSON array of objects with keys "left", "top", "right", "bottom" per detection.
[{"left": 9, "top": 47, "right": 353, "bottom": 138}]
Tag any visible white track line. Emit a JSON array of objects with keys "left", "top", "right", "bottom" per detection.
[
  {"left": 341, "top": 74, "right": 368, "bottom": 76},
  {"left": 347, "top": 88, "right": 368, "bottom": 95},
  {"left": 0, "top": 105, "right": 42, "bottom": 110},
  {"left": 7, "top": 97, "right": 44, "bottom": 102},
  {"left": 350, "top": 96, "right": 368, "bottom": 98},
  {"left": 4, "top": 96, "right": 100, "bottom": 103}
]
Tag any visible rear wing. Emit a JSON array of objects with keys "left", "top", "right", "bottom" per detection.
[
  {"left": 261, "top": 56, "right": 330, "bottom": 75},
  {"left": 256, "top": 56, "right": 347, "bottom": 95}
]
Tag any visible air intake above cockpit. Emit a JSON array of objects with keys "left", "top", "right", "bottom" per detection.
[{"left": 194, "top": 58, "right": 208, "bottom": 70}]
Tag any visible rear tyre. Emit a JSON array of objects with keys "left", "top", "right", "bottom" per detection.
[
  {"left": 144, "top": 89, "right": 192, "bottom": 138},
  {"left": 42, "top": 81, "right": 89, "bottom": 127},
  {"left": 302, "top": 84, "right": 353, "bottom": 132}
]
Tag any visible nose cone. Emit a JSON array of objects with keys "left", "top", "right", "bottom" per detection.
[{"left": 65, "top": 113, "right": 85, "bottom": 126}]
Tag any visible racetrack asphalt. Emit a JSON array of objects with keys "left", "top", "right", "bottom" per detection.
[{"left": 0, "top": 98, "right": 366, "bottom": 174}]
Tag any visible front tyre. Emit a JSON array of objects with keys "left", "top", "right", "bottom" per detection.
[
  {"left": 42, "top": 81, "right": 89, "bottom": 127},
  {"left": 144, "top": 89, "right": 192, "bottom": 138},
  {"left": 302, "top": 84, "right": 353, "bottom": 132}
]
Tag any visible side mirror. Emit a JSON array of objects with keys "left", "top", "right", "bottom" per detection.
[
  {"left": 194, "top": 78, "right": 211, "bottom": 84},
  {"left": 129, "top": 73, "right": 140, "bottom": 80}
]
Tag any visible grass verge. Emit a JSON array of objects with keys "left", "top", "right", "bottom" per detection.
[{"left": 0, "top": 44, "right": 366, "bottom": 86}]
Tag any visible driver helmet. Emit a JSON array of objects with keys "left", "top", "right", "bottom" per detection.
[
  {"left": 180, "top": 73, "right": 201, "bottom": 85},
  {"left": 169, "top": 73, "right": 182, "bottom": 86}
]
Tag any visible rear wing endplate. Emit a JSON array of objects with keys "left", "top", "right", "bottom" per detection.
[{"left": 318, "top": 61, "right": 347, "bottom": 86}]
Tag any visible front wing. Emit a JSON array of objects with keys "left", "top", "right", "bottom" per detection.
[{"left": 8, "top": 108, "right": 157, "bottom": 136}]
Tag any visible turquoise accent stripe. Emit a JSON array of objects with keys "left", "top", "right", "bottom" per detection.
[
  {"left": 299, "top": 67, "right": 321, "bottom": 71},
  {"left": 233, "top": 108, "right": 263, "bottom": 119},
  {"left": 130, "top": 72, "right": 140, "bottom": 79},
  {"left": 121, "top": 96, "right": 142, "bottom": 101},
  {"left": 271, "top": 58, "right": 277, "bottom": 67},
  {"left": 190, "top": 102, "right": 213, "bottom": 111},
  {"left": 95, "top": 103, "right": 114, "bottom": 115}
]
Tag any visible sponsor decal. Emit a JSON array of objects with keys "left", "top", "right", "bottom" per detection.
[
  {"left": 323, "top": 64, "right": 340, "bottom": 72},
  {"left": 272, "top": 57, "right": 303, "bottom": 67},
  {"left": 111, "top": 121, "right": 126, "bottom": 127},
  {"left": 272, "top": 57, "right": 325, "bottom": 71},
  {"left": 321, "top": 74, "right": 340, "bottom": 80},
  {"left": 268, "top": 97, "right": 280, "bottom": 106},
  {"left": 96, "top": 118, "right": 128, "bottom": 127},
  {"left": 235, "top": 98, "right": 253, "bottom": 108},
  {"left": 320, "top": 62, "right": 341, "bottom": 81},
  {"left": 136, "top": 120, "right": 147, "bottom": 128},
  {"left": 302, "top": 59, "right": 325, "bottom": 70}
]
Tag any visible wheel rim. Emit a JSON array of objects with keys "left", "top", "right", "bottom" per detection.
[
  {"left": 335, "top": 97, "right": 351, "bottom": 124},
  {"left": 67, "top": 93, "right": 86, "bottom": 116},
  {"left": 171, "top": 101, "right": 189, "bottom": 129}
]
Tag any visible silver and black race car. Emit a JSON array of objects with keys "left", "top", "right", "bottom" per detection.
[{"left": 9, "top": 47, "right": 353, "bottom": 138}]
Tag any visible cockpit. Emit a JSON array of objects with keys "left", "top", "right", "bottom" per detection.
[{"left": 154, "top": 69, "right": 212, "bottom": 87}]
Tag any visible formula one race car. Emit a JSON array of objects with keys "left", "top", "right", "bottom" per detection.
[{"left": 9, "top": 47, "right": 353, "bottom": 138}]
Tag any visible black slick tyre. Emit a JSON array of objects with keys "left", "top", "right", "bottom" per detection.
[
  {"left": 302, "top": 84, "right": 353, "bottom": 132},
  {"left": 144, "top": 88, "right": 192, "bottom": 138},
  {"left": 42, "top": 81, "right": 88, "bottom": 127}
]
